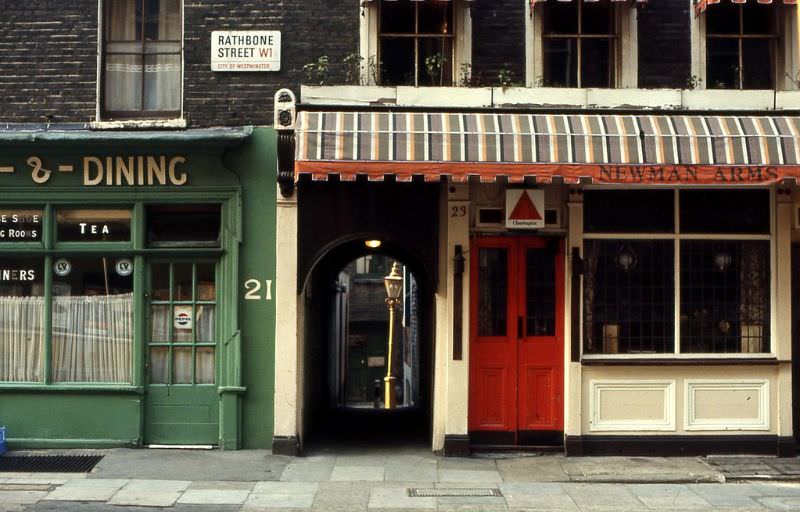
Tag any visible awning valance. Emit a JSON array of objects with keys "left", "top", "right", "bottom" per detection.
[
  {"left": 696, "top": 0, "right": 796, "bottom": 16},
  {"left": 295, "top": 111, "right": 800, "bottom": 185},
  {"left": 532, "top": 0, "right": 645, "bottom": 5}
]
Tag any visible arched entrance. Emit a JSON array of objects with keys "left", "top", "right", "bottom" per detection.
[{"left": 301, "top": 239, "right": 434, "bottom": 447}]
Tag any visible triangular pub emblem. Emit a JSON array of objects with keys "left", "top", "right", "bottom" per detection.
[{"left": 506, "top": 189, "right": 545, "bottom": 229}]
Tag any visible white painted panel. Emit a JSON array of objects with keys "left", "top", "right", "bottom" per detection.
[
  {"left": 589, "top": 380, "right": 676, "bottom": 432},
  {"left": 685, "top": 380, "right": 770, "bottom": 431}
]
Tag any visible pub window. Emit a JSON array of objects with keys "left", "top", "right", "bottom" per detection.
[
  {"left": 146, "top": 204, "right": 221, "bottom": 247},
  {"left": 583, "top": 189, "right": 771, "bottom": 356},
  {"left": 706, "top": 3, "right": 778, "bottom": 89},
  {"left": 379, "top": 0, "right": 455, "bottom": 86},
  {"left": 541, "top": 1, "right": 617, "bottom": 88},
  {"left": 102, "top": 0, "right": 182, "bottom": 119}
]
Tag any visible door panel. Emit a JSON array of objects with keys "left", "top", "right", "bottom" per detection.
[{"left": 469, "top": 236, "right": 564, "bottom": 444}]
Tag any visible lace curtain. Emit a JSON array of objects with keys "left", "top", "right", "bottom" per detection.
[
  {"left": 0, "top": 296, "right": 45, "bottom": 382},
  {"left": 52, "top": 293, "right": 133, "bottom": 383}
]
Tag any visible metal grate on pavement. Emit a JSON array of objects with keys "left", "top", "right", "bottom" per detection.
[
  {"left": 408, "top": 487, "right": 503, "bottom": 497},
  {"left": 0, "top": 454, "right": 103, "bottom": 473}
]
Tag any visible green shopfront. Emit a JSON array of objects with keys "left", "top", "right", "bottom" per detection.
[{"left": 0, "top": 127, "right": 276, "bottom": 449}]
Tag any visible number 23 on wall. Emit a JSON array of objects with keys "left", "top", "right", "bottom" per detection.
[{"left": 244, "top": 279, "right": 273, "bottom": 301}]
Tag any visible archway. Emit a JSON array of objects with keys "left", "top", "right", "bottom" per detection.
[{"left": 301, "top": 239, "right": 434, "bottom": 448}]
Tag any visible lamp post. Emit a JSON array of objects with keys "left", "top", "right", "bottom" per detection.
[{"left": 383, "top": 261, "right": 403, "bottom": 409}]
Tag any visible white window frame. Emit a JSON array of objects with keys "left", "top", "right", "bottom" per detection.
[
  {"left": 580, "top": 187, "right": 776, "bottom": 360},
  {"left": 690, "top": 3, "right": 799, "bottom": 91},
  {"left": 525, "top": 0, "right": 638, "bottom": 88},
  {"left": 94, "top": 0, "right": 186, "bottom": 128},
  {"left": 359, "top": 0, "right": 472, "bottom": 86}
]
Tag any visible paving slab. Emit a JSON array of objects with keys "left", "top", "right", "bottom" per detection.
[
  {"left": 245, "top": 491, "right": 316, "bottom": 508},
  {"left": 121, "top": 479, "right": 191, "bottom": 492},
  {"left": 189, "top": 480, "right": 257, "bottom": 490},
  {"left": 562, "top": 457, "right": 723, "bottom": 483},
  {"left": 330, "top": 465, "right": 385, "bottom": 482},
  {"left": 281, "top": 460, "right": 335, "bottom": 482},
  {"left": 368, "top": 486, "right": 436, "bottom": 509},
  {"left": 0, "top": 489, "right": 48, "bottom": 504},
  {"left": 90, "top": 448, "right": 286, "bottom": 481},
  {"left": 107, "top": 489, "right": 182, "bottom": 507},
  {"left": 384, "top": 464, "right": 438, "bottom": 482},
  {"left": 439, "top": 469, "right": 503, "bottom": 483},
  {"left": 42, "top": 485, "right": 121, "bottom": 502},
  {"left": 627, "top": 484, "right": 713, "bottom": 510},
  {"left": 756, "top": 496, "right": 800, "bottom": 510},
  {"left": 177, "top": 488, "right": 252, "bottom": 505},
  {"left": 497, "top": 455, "right": 569, "bottom": 482}
]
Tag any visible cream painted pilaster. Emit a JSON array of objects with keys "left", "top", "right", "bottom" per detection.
[
  {"left": 273, "top": 188, "right": 301, "bottom": 441},
  {"left": 565, "top": 194, "right": 583, "bottom": 436},
  {"left": 776, "top": 197, "right": 793, "bottom": 437},
  {"left": 432, "top": 184, "right": 471, "bottom": 451}
]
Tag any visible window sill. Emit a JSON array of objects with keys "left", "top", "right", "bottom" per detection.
[
  {"left": 581, "top": 356, "right": 779, "bottom": 366},
  {"left": 0, "top": 383, "right": 143, "bottom": 393},
  {"left": 91, "top": 119, "right": 187, "bottom": 130}
]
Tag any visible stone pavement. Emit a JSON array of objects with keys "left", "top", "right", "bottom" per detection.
[{"left": 1, "top": 448, "right": 800, "bottom": 511}]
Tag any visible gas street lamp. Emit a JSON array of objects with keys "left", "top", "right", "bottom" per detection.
[{"left": 383, "top": 261, "right": 403, "bottom": 409}]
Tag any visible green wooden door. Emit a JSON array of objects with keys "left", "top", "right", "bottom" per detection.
[{"left": 144, "top": 261, "right": 219, "bottom": 445}]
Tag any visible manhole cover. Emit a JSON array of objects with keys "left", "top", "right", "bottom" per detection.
[
  {"left": 0, "top": 455, "right": 103, "bottom": 473},
  {"left": 408, "top": 488, "right": 502, "bottom": 497}
]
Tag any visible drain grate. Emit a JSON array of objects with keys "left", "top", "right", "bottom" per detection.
[
  {"left": 408, "top": 487, "right": 502, "bottom": 498},
  {"left": 0, "top": 455, "right": 103, "bottom": 473}
]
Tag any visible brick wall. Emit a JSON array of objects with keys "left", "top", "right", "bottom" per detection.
[
  {"left": 0, "top": 1, "right": 359, "bottom": 127},
  {"left": 471, "top": 0, "right": 526, "bottom": 86},
  {"left": 637, "top": 0, "right": 692, "bottom": 89}
]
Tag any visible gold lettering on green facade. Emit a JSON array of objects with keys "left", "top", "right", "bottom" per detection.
[{"left": 82, "top": 156, "right": 188, "bottom": 186}]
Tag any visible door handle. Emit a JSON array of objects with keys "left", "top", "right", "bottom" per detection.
[{"left": 518, "top": 316, "right": 523, "bottom": 339}]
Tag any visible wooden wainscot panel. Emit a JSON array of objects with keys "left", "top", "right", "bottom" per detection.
[
  {"left": 589, "top": 380, "right": 676, "bottom": 432},
  {"left": 685, "top": 380, "right": 770, "bottom": 431}
]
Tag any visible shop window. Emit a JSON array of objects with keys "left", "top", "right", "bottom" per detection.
[
  {"left": 56, "top": 208, "right": 132, "bottom": 242},
  {"left": 541, "top": 1, "right": 616, "bottom": 88},
  {"left": 146, "top": 204, "right": 221, "bottom": 247},
  {"left": 149, "top": 262, "right": 216, "bottom": 385},
  {"left": 0, "top": 209, "right": 42, "bottom": 242},
  {"left": 360, "top": 0, "right": 471, "bottom": 86},
  {"left": 706, "top": 3, "right": 778, "bottom": 89},
  {"left": 0, "top": 258, "right": 45, "bottom": 382},
  {"left": 582, "top": 189, "right": 771, "bottom": 356},
  {"left": 52, "top": 257, "right": 134, "bottom": 382},
  {"left": 101, "top": 0, "right": 182, "bottom": 119}
]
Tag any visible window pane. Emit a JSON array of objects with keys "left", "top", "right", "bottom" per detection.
[
  {"left": 707, "top": 38, "right": 740, "bottom": 89},
  {"left": 742, "top": 38, "right": 774, "bottom": 90},
  {"left": 173, "top": 264, "right": 192, "bottom": 301},
  {"left": 526, "top": 249, "right": 555, "bottom": 336},
  {"left": 706, "top": 4, "right": 740, "bottom": 35},
  {"left": 151, "top": 305, "right": 170, "bottom": 341},
  {"left": 543, "top": 38, "right": 578, "bottom": 87},
  {"left": 477, "top": 248, "right": 508, "bottom": 337},
  {"left": 742, "top": 4, "right": 775, "bottom": 35},
  {"left": 679, "top": 189, "right": 769, "bottom": 234},
  {"left": 680, "top": 241, "right": 769, "bottom": 353},
  {"left": 52, "top": 257, "right": 133, "bottom": 383},
  {"left": 583, "top": 240, "right": 675, "bottom": 354},
  {"left": 581, "top": 38, "right": 612, "bottom": 88},
  {"left": 0, "top": 209, "right": 43, "bottom": 243},
  {"left": 380, "top": 37, "right": 415, "bottom": 85},
  {"left": 418, "top": 1, "right": 453, "bottom": 35},
  {"left": 417, "top": 38, "right": 453, "bottom": 86},
  {"left": 582, "top": 2, "right": 613, "bottom": 35},
  {"left": 196, "top": 264, "right": 216, "bottom": 301},
  {"left": 196, "top": 347, "right": 215, "bottom": 384},
  {"left": 380, "top": 0, "right": 414, "bottom": 34},
  {"left": 173, "top": 346, "right": 192, "bottom": 383},
  {"left": 173, "top": 305, "right": 193, "bottom": 342},
  {"left": 543, "top": 3, "right": 578, "bottom": 34},
  {"left": 196, "top": 305, "right": 215, "bottom": 342},
  {"left": 143, "top": 54, "right": 180, "bottom": 111},
  {"left": 584, "top": 190, "right": 674, "bottom": 233},
  {"left": 104, "top": 54, "right": 143, "bottom": 112},
  {"left": 151, "top": 263, "right": 170, "bottom": 300},
  {"left": 149, "top": 346, "right": 168, "bottom": 383},
  {"left": 144, "top": 0, "right": 181, "bottom": 40},
  {"left": 0, "top": 258, "right": 45, "bottom": 382},
  {"left": 105, "top": 0, "right": 140, "bottom": 41},
  {"left": 147, "top": 204, "right": 221, "bottom": 246},
  {"left": 56, "top": 209, "right": 132, "bottom": 242}
]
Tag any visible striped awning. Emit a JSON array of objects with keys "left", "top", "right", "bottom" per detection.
[
  {"left": 696, "top": 0, "right": 796, "bottom": 16},
  {"left": 295, "top": 111, "right": 800, "bottom": 185}
]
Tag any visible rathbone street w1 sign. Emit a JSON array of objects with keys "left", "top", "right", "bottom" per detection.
[{"left": 211, "top": 31, "right": 281, "bottom": 72}]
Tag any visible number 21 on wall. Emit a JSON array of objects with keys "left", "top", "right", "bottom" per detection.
[{"left": 244, "top": 279, "right": 273, "bottom": 301}]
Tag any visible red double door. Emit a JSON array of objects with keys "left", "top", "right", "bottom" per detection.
[{"left": 469, "top": 236, "right": 565, "bottom": 445}]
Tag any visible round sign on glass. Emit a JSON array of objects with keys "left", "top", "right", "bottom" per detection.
[
  {"left": 53, "top": 258, "right": 71, "bottom": 276},
  {"left": 115, "top": 258, "right": 133, "bottom": 277}
]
